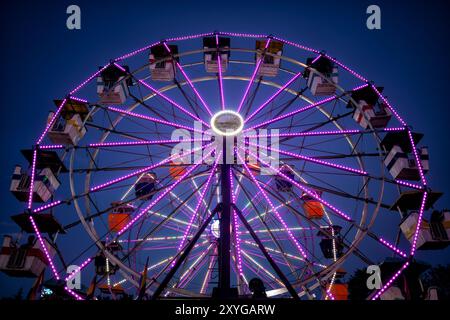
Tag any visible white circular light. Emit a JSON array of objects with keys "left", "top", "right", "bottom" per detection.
[{"left": 210, "top": 110, "right": 244, "bottom": 136}]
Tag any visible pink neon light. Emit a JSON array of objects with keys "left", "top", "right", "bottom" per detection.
[
  {"left": 218, "top": 32, "right": 267, "bottom": 39},
  {"left": 137, "top": 79, "right": 210, "bottom": 127},
  {"left": 162, "top": 42, "right": 213, "bottom": 116},
  {"left": 91, "top": 142, "right": 213, "bottom": 192},
  {"left": 237, "top": 38, "right": 271, "bottom": 113},
  {"left": 27, "top": 149, "right": 38, "bottom": 209},
  {"left": 271, "top": 36, "right": 320, "bottom": 54},
  {"left": 410, "top": 191, "right": 428, "bottom": 255},
  {"left": 244, "top": 147, "right": 352, "bottom": 221},
  {"left": 229, "top": 166, "right": 244, "bottom": 276},
  {"left": 310, "top": 54, "right": 322, "bottom": 65},
  {"left": 175, "top": 158, "right": 219, "bottom": 261},
  {"left": 325, "top": 54, "right": 367, "bottom": 82},
  {"left": 37, "top": 99, "right": 67, "bottom": 145},
  {"left": 39, "top": 144, "right": 65, "bottom": 150},
  {"left": 372, "top": 262, "right": 410, "bottom": 300},
  {"left": 216, "top": 34, "right": 226, "bottom": 110},
  {"left": 246, "top": 71, "right": 303, "bottom": 123},
  {"left": 384, "top": 127, "right": 406, "bottom": 132},
  {"left": 89, "top": 138, "right": 208, "bottom": 148},
  {"left": 371, "top": 85, "right": 407, "bottom": 127},
  {"left": 70, "top": 64, "right": 109, "bottom": 95},
  {"left": 117, "top": 149, "right": 215, "bottom": 236},
  {"left": 378, "top": 238, "right": 407, "bottom": 258},
  {"left": 113, "top": 62, "right": 126, "bottom": 72},
  {"left": 65, "top": 286, "right": 84, "bottom": 300},
  {"left": 115, "top": 41, "right": 161, "bottom": 62},
  {"left": 351, "top": 83, "right": 370, "bottom": 92},
  {"left": 29, "top": 215, "right": 60, "bottom": 279},
  {"left": 407, "top": 130, "right": 427, "bottom": 185},
  {"left": 395, "top": 180, "right": 424, "bottom": 190},
  {"left": 65, "top": 258, "right": 92, "bottom": 282},
  {"left": 165, "top": 32, "right": 215, "bottom": 42},
  {"left": 33, "top": 200, "right": 63, "bottom": 213},
  {"left": 250, "top": 142, "right": 367, "bottom": 175},
  {"left": 245, "top": 95, "right": 337, "bottom": 131},
  {"left": 236, "top": 152, "right": 308, "bottom": 259},
  {"left": 68, "top": 96, "right": 88, "bottom": 103},
  {"left": 107, "top": 106, "right": 206, "bottom": 134}
]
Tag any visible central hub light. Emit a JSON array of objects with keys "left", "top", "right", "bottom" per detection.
[{"left": 210, "top": 110, "right": 244, "bottom": 137}]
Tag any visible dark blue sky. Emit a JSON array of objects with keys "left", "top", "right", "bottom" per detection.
[{"left": 0, "top": 0, "right": 449, "bottom": 297}]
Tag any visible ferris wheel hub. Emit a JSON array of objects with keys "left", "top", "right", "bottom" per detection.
[{"left": 210, "top": 110, "right": 244, "bottom": 136}]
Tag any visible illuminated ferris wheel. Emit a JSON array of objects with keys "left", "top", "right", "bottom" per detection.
[{"left": 2, "top": 31, "right": 448, "bottom": 300}]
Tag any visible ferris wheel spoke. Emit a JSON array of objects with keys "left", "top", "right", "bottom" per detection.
[
  {"left": 233, "top": 169, "right": 302, "bottom": 272},
  {"left": 163, "top": 43, "right": 213, "bottom": 117},
  {"left": 90, "top": 142, "right": 213, "bottom": 192},
  {"left": 237, "top": 37, "right": 271, "bottom": 113},
  {"left": 175, "top": 155, "right": 220, "bottom": 262},
  {"left": 245, "top": 70, "right": 304, "bottom": 123},
  {"left": 244, "top": 95, "right": 340, "bottom": 132},
  {"left": 241, "top": 146, "right": 353, "bottom": 222},
  {"left": 250, "top": 141, "right": 367, "bottom": 176},
  {"left": 175, "top": 243, "right": 214, "bottom": 290},
  {"left": 235, "top": 152, "right": 308, "bottom": 261},
  {"left": 106, "top": 106, "right": 206, "bottom": 134},
  {"left": 114, "top": 147, "right": 215, "bottom": 237}
]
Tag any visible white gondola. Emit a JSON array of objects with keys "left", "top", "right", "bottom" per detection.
[
  {"left": 203, "top": 37, "right": 230, "bottom": 73},
  {"left": 10, "top": 165, "right": 60, "bottom": 203},
  {"left": 47, "top": 111, "right": 86, "bottom": 145},
  {"left": 307, "top": 57, "right": 338, "bottom": 96},
  {"left": 149, "top": 44, "right": 178, "bottom": 81},
  {"left": 384, "top": 146, "right": 429, "bottom": 181},
  {"left": 97, "top": 65, "right": 130, "bottom": 104},
  {"left": 0, "top": 235, "right": 56, "bottom": 277},
  {"left": 353, "top": 100, "right": 392, "bottom": 129},
  {"left": 256, "top": 40, "right": 283, "bottom": 77},
  {"left": 400, "top": 210, "right": 450, "bottom": 250}
]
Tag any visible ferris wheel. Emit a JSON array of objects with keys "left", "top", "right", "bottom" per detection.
[{"left": 2, "top": 31, "right": 449, "bottom": 300}]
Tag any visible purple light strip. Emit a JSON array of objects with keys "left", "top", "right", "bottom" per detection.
[
  {"left": 236, "top": 151, "right": 308, "bottom": 259},
  {"left": 174, "top": 158, "right": 220, "bottom": 264},
  {"left": 117, "top": 149, "right": 215, "bottom": 236},
  {"left": 115, "top": 41, "right": 161, "bottom": 62},
  {"left": 37, "top": 99, "right": 67, "bottom": 145},
  {"left": 91, "top": 142, "right": 212, "bottom": 192},
  {"left": 325, "top": 54, "right": 368, "bottom": 82},
  {"left": 250, "top": 142, "right": 367, "bottom": 175},
  {"left": 89, "top": 138, "right": 208, "bottom": 148},
  {"left": 137, "top": 79, "right": 210, "bottom": 127},
  {"left": 163, "top": 42, "right": 213, "bottom": 116},
  {"left": 247, "top": 129, "right": 361, "bottom": 138},
  {"left": 378, "top": 238, "right": 407, "bottom": 258},
  {"left": 371, "top": 261, "right": 410, "bottom": 300},
  {"left": 310, "top": 54, "right": 322, "bottom": 65},
  {"left": 370, "top": 85, "right": 407, "bottom": 127},
  {"left": 29, "top": 215, "right": 60, "bottom": 279},
  {"left": 237, "top": 38, "right": 271, "bottom": 113},
  {"left": 165, "top": 32, "right": 215, "bottom": 42},
  {"left": 218, "top": 32, "right": 267, "bottom": 38},
  {"left": 107, "top": 106, "right": 207, "bottom": 134},
  {"left": 271, "top": 36, "right": 320, "bottom": 54},
  {"left": 407, "top": 130, "right": 427, "bottom": 185},
  {"left": 351, "top": 83, "right": 370, "bottom": 92},
  {"left": 216, "top": 34, "right": 226, "bottom": 110},
  {"left": 27, "top": 149, "right": 38, "bottom": 209},
  {"left": 69, "top": 64, "right": 109, "bottom": 95},
  {"left": 410, "top": 191, "right": 428, "bottom": 255},
  {"left": 38, "top": 144, "right": 65, "bottom": 150},
  {"left": 229, "top": 166, "right": 244, "bottom": 276},
  {"left": 244, "top": 147, "right": 352, "bottom": 221},
  {"left": 65, "top": 286, "right": 84, "bottom": 300},
  {"left": 245, "top": 96, "right": 338, "bottom": 131},
  {"left": 69, "top": 96, "right": 88, "bottom": 103},
  {"left": 65, "top": 258, "right": 92, "bottom": 282},
  {"left": 33, "top": 200, "right": 63, "bottom": 213},
  {"left": 245, "top": 71, "right": 303, "bottom": 123},
  {"left": 395, "top": 180, "right": 424, "bottom": 190},
  {"left": 384, "top": 127, "right": 407, "bottom": 132}
]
